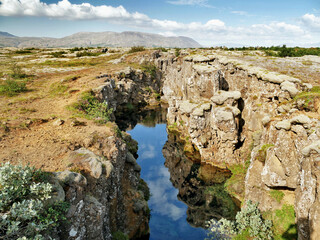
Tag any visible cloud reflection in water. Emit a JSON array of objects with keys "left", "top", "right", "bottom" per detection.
[
  {"left": 140, "top": 144, "right": 156, "bottom": 160},
  {"left": 147, "top": 165, "right": 185, "bottom": 221}
]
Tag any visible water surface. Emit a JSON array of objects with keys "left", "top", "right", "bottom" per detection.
[{"left": 128, "top": 124, "right": 207, "bottom": 240}]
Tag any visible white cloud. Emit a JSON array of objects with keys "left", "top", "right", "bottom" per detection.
[
  {"left": 0, "top": 0, "right": 317, "bottom": 46},
  {"left": 231, "top": 11, "right": 249, "bottom": 16},
  {"left": 0, "top": 0, "right": 148, "bottom": 21},
  {"left": 167, "top": 0, "right": 214, "bottom": 8},
  {"left": 140, "top": 144, "right": 156, "bottom": 160},
  {"left": 300, "top": 13, "right": 320, "bottom": 31}
]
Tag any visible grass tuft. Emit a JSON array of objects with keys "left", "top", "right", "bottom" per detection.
[
  {"left": 0, "top": 79, "right": 27, "bottom": 96},
  {"left": 69, "top": 91, "right": 113, "bottom": 124}
]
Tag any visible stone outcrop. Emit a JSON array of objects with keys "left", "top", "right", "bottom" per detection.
[
  {"left": 162, "top": 132, "right": 238, "bottom": 227},
  {"left": 53, "top": 133, "right": 149, "bottom": 239},
  {"left": 153, "top": 50, "right": 320, "bottom": 240},
  {"left": 93, "top": 67, "right": 162, "bottom": 115}
]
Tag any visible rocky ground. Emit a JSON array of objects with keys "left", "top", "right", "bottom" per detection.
[
  {"left": 1, "top": 46, "right": 319, "bottom": 239},
  {"left": 0, "top": 47, "right": 155, "bottom": 239}
]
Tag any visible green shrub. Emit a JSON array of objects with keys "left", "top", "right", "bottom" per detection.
[
  {"left": 175, "top": 48, "right": 181, "bottom": 57},
  {"left": 76, "top": 51, "right": 102, "bottom": 57},
  {"left": 155, "top": 47, "right": 168, "bottom": 52},
  {"left": 51, "top": 51, "right": 66, "bottom": 58},
  {"left": 128, "top": 46, "right": 145, "bottom": 54},
  {"left": 14, "top": 50, "right": 32, "bottom": 54},
  {"left": 0, "top": 79, "right": 27, "bottom": 96},
  {"left": 0, "top": 162, "right": 69, "bottom": 239},
  {"left": 69, "top": 47, "right": 86, "bottom": 52},
  {"left": 112, "top": 231, "right": 129, "bottom": 240},
  {"left": 71, "top": 92, "right": 113, "bottom": 124},
  {"left": 207, "top": 201, "right": 273, "bottom": 240},
  {"left": 10, "top": 64, "right": 29, "bottom": 79},
  {"left": 223, "top": 45, "right": 320, "bottom": 57},
  {"left": 141, "top": 62, "right": 157, "bottom": 79}
]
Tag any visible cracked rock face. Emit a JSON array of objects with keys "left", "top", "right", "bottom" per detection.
[
  {"left": 54, "top": 135, "right": 149, "bottom": 240},
  {"left": 155, "top": 51, "right": 320, "bottom": 240}
]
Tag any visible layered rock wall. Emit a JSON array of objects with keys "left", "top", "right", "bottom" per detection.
[
  {"left": 53, "top": 132, "right": 149, "bottom": 240},
  {"left": 155, "top": 51, "right": 320, "bottom": 240},
  {"left": 51, "top": 67, "right": 161, "bottom": 239}
]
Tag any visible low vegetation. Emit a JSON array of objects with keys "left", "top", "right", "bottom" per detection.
[
  {"left": 70, "top": 91, "right": 113, "bottom": 124},
  {"left": 69, "top": 47, "right": 93, "bottom": 53},
  {"left": 10, "top": 64, "right": 30, "bottom": 80},
  {"left": 128, "top": 46, "right": 146, "bottom": 54},
  {"left": 226, "top": 45, "right": 320, "bottom": 57},
  {"left": 294, "top": 86, "right": 320, "bottom": 112},
  {"left": 63, "top": 75, "right": 81, "bottom": 82},
  {"left": 269, "top": 190, "right": 285, "bottom": 203},
  {"left": 14, "top": 50, "right": 32, "bottom": 54},
  {"left": 0, "top": 79, "right": 27, "bottom": 97},
  {"left": 0, "top": 64, "right": 32, "bottom": 97},
  {"left": 141, "top": 62, "right": 157, "bottom": 79},
  {"left": 205, "top": 184, "right": 239, "bottom": 219},
  {"left": 76, "top": 51, "right": 102, "bottom": 57},
  {"left": 263, "top": 204, "right": 297, "bottom": 240},
  {"left": 112, "top": 231, "right": 129, "bottom": 240},
  {"left": 50, "top": 51, "right": 67, "bottom": 58},
  {"left": 207, "top": 201, "right": 273, "bottom": 240},
  {"left": 175, "top": 48, "right": 181, "bottom": 57},
  {"left": 156, "top": 47, "right": 168, "bottom": 52},
  {"left": 49, "top": 82, "right": 69, "bottom": 97},
  {"left": 224, "top": 162, "right": 250, "bottom": 200},
  {"left": 0, "top": 162, "right": 69, "bottom": 240},
  {"left": 256, "top": 144, "right": 274, "bottom": 162},
  {"left": 138, "top": 179, "right": 151, "bottom": 201}
]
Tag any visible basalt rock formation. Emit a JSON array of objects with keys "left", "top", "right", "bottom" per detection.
[
  {"left": 51, "top": 131, "right": 149, "bottom": 239},
  {"left": 148, "top": 50, "right": 320, "bottom": 240},
  {"left": 54, "top": 65, "right": 166, "bottom": 240},
  {"left": 162, "top": 131, "right": 238, "bottom": 228}
]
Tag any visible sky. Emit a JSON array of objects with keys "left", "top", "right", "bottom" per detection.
[{"left": 0, "top": 0, "right": 319, "bottom": 46}]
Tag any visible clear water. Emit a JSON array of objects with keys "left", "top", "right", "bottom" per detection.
[{"left": 128, "top": 124, "right": 207, "bottom": 240}]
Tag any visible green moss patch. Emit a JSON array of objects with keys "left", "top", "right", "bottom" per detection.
[
  {"left": 224, "top": 162, "right": 249, "bottom": 200},
  {"left": 264, "top": 204, "right": 297, "bottom": 240},
  {"left": 269, "top": 190, "right": 285, "bottom": 203},
  {"left": 257, "top": 144, "right": 274, "bottom": 163}
]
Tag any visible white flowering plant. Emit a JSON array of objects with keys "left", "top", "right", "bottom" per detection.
[
  {"left": 0, "top": 162, "right": 69, "bottom": 239},
  {"left": 206, "top": 200, "right": 273, "bottom": 240}
]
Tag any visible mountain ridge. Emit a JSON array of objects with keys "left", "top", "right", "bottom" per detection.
[
  {"left": 0, "top": 31, "right": 17, "bottom": 37},
  {"left": 0, "top": 31, "right": 201, "bottom": 48}
]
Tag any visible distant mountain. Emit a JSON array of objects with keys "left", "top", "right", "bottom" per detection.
[
  {"left": 0, "top": 31, "right": 16, "bottom": 37},
  {"left": 0, "top": 31, "right": 201, "bottom": 48}
]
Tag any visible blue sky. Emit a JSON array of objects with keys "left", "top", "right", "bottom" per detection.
[{"left": 0, "top": 0, "right": 319, "bottom": 46}]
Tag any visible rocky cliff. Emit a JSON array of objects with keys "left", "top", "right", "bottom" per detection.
[
  {"left": 54, "top": 64, "right": 165, "bottom": 239},
  {"left": 54, "top": 134, "right": 149, "bottom": 239},
  {"left": 153, "top": 50, "right": 320, "bottom": 240}
]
